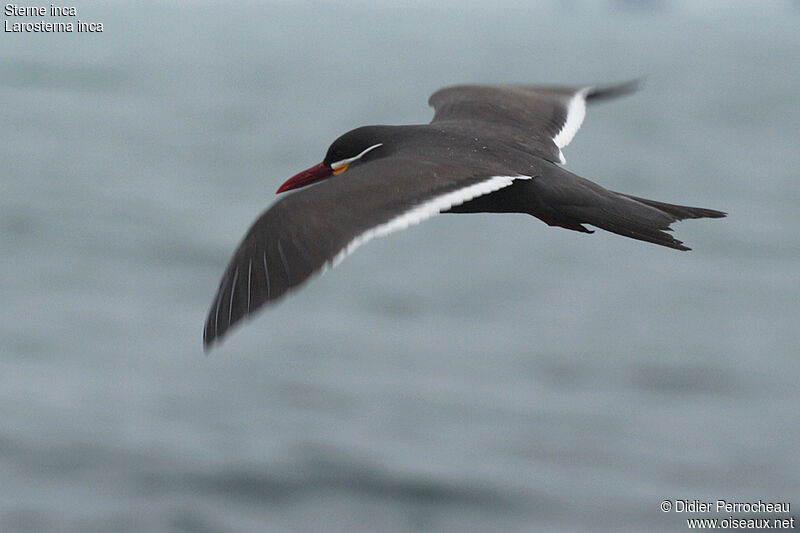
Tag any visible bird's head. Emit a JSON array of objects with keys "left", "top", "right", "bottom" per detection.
[{"left": 276, "top": 127, "right": 385, "bottom": 194}]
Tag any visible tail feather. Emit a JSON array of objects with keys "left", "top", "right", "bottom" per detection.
[
  {"left": 578, "top": 204, "right": 693, "bottom": 250},
  {"left": 528, "top": 163, "right": 726, "bottom": 251},
  {"left": 615, "top": 192, "right": 727, "bottom": 221}
]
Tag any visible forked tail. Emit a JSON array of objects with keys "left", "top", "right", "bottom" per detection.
[{"left": 528, "top": 163, "right": 726, "bottom": 251}]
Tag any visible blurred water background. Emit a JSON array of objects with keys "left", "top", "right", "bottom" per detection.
[{"left": 2, "top": 1, "right": 799, "bottom": 531}]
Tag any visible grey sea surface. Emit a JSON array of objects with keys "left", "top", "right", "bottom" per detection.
[{"left": 2, "top": 1, "right": 799, "bottom": 531}]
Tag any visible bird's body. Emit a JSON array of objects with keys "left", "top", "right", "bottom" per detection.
[{"left": 203, "top": 81, "right": 725, "bottom": 349}]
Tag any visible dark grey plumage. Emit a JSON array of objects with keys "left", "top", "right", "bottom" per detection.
[{"left": 203, "top": 81, "right": 725, "bottom": 349}]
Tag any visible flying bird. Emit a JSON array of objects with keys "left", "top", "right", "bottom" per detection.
[{"left": 203, "top": 81, "right": 725, "bottom": 349}]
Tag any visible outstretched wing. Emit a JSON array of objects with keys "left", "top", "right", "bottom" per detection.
[
  {"left": 428, "top": 80, "right": 640, "bottom": 164},
  {"left": 203, "top": 155, "right": 530, "bottom": 349}
]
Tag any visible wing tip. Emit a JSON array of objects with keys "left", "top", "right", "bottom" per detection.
[
  {"left": 203, "top": 320, "right": 217, "bottom": 353},
  {"left": 586, "top": 78, "right": 644, "bottom": 103},
  {"left": 705, "top": 209, "right": 727, "bottom": 219}
]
